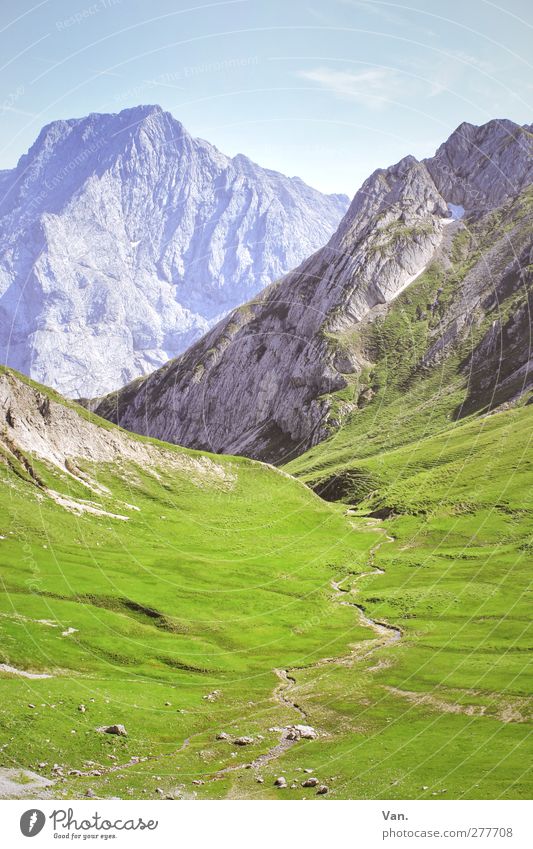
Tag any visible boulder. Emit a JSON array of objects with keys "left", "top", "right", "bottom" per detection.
[
  {"left": 98, "top": 724, "right": 127, "bottom": 737},
  {"left": 287, "top": 724, "right": 318, "bottom": 740},
  {"left": 233, "top": 736, "right": 254, "bottom": 746}
]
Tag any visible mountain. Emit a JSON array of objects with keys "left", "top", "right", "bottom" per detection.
[
  {"left": 0, "top": 105, "right": 348, "bottom": 398},
  {"left": 92, "top": 119, "right": 533, "bottom": 462}
]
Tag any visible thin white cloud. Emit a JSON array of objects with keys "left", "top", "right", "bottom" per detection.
[{"left": 297, "top": 66, "right": 408, "bottom": 110}]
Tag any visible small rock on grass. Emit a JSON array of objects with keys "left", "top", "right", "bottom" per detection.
[
  {"left": 302, "top": 777, "right": 318, "bottom": 787},
  {"left": 98, "top": 724, "right": 127, "bottom": 737},
  {"left": 316, "top": 785, "right": 329, "bottom": 795},
  {"left": 274, "top": 777, "right": 287, "bottom": 788},
  {"left": 233, "top": 736, "right": 254, "bottom": 746},
  {"left": 286, "top": 724, "right": 318, "bottom": 740},
  {"left": 203, "top": 689, "right": 221, "bottom": 702}
]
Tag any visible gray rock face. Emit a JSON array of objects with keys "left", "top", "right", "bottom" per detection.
[
  {"left": 0, "top": 105, "right": 348, "bottom": 398},
  {"left": 448, "top": 240, "right": 533, "bottom": 417},
  {"left": 425, "top": 119, "right": 533, "bottom": 210},
  {"left": 93, "top": 120, "right": 533, "bottom": 462},
  {"left": 93, "top": 157, "right": 448, "bottom": 458},
  {"left": 0, "top": 368, "right": 233, "bottom": 491}
]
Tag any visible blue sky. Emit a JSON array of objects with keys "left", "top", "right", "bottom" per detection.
[{"left": 1, "top": 0, "right": 531, "bottom": 194}]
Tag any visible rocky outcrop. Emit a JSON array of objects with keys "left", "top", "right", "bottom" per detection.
[
  {"left": 417, "top": 189, "right": 533, "bottom": 417},
  {"left": 0, "top": 105, "right": 348, "bottom": 398},
  {"left": 92, "top": 120, "right": 533, "bottom": 462},
  {"left": 0, "top": 368, "right": 234, "bottom": 494},
  {"left": 92, "top": 156, "right": 449, "bottom": 460},
  {"left": 425, "top": 119, "right": 533, "bottom": 210},
  {"left": 454, "top": 254, "right": 533, "bottom": 417}
]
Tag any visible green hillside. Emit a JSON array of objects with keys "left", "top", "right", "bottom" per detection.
[
  {"left": 1, "top": 364, "right": 531, "bottom": 799},
  {"left": 0, "top": 366, "right": 384, "bottom": 799},
  {"left": 283, "top": 239, "right": 533, "bottom": 799}
]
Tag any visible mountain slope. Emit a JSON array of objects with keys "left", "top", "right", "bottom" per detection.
[
  {"left": 0, "top": 105, "right": 348, "bottom": 398},
  {"left": 1, "top": 366, "right": 531, "bottom": 800},
  {"left": 92, "top": 119, "right": 533, "bottom": 462},
  {"left": 0, "top": 365, "right": 378, "bottom": 797}
]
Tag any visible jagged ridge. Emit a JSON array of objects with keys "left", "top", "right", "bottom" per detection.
[
  {"left": 0, "top": 105, "right": 348, "bottom": 398},
  {"left": 91, "top": 119, "right": 533, "bottom": 463}
]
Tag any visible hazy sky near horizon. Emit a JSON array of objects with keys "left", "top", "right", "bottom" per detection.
[{"left": 1, "top": 0, "right": 531, "bottom": 194}]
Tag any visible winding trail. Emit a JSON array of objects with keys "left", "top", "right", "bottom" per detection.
[
  {"left": 207, "top": 523, "right": 401, "bottom": 782},
  {"left": 71, "top": 523, "right": 401, "bottom": 791},
  {"left": 278, "top": 524, "right": 400, "bottom": 681},
  {"left": 272, "top": 668, "right": 307, "bottom": 719}
]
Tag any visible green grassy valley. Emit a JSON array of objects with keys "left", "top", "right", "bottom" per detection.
[
  {"left": 286, "top": 405, "right": 532, "bottom": 799},
  {"left": 0, "top": 361, "right": 531, "bottom": 800},
  {"left": 0, "top": 366, "right": 384, "bottom": 799}
]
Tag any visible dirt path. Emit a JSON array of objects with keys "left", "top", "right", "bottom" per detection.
[
  {"left": 272, "top": 668, "right": 307, "bottom": 719},
  {"left": 207, "top": 524, "right": 401, "bottom": 783},
  {"left": 61, "top": 523, "right": 400, "bottom": 793},
  {"left": 208, "top": 729, "right": 300, "bottom": 782}
]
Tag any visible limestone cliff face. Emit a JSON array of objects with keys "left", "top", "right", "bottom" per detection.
[
  {"left": 0, "top": 368, "right": 234, "bottom": 498},
  {"left": 425, "top": 119, "right": 533, "bottom": 210},
  {"left": 0, "top": 105, "right": 348, "bottom": 398},
  {"left": 92, "top": 120, "right": 533, "bottom": 462}
]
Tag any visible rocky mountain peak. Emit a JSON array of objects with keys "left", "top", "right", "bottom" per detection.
[
  {"left": 91, "top": 118, "right": 532, "bottom": 463},
  {"left": 425, "top": 118, "right": 532, "bottom": 209},
  {"left": 0, "top": 106, "right": 349, "bottom": 397},
  {"left": 334, "top": 154, "right": 447, "bottom": 250}
]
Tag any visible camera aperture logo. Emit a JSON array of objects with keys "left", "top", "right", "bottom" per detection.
[
  {"left": 19, "top": 807, "right": 159, "bottom": 839},
  {"left": 20, "top": 809, "right": 46, "bottom": 837}
]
